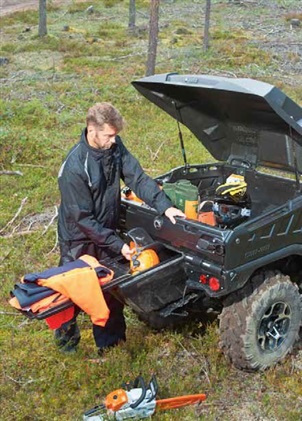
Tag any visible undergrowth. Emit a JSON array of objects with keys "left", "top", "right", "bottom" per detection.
[{"left": 0, "top": 1, "right": 301, "bottom": 420}]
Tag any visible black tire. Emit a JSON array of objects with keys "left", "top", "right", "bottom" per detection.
[{"left": 219, "top": 271, "right": 302, "bottom": 371}]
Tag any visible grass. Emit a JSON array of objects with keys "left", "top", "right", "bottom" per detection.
[{"left": 1, "top": 1, "right": 301, "bottom": 420}]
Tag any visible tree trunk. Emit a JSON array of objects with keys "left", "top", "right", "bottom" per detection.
[
  {"left": 203, "top": 0, "right": 211, "bottom": 51},
  {"left": 146, "top": 0, "right": 160, "bottom": 77},
  {"left": 38, "top": 0, "right": 47, "bottom": 37},
  {"left": 128, "top": 0, "right": 136, "bottom": 30}
]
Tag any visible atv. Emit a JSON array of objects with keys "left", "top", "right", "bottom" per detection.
[
  {"left": 109, "top": 73, "right": 302, "bottom": 372},
  {"left": 10, "top": 73, "right": 301, "bottom": 372}
]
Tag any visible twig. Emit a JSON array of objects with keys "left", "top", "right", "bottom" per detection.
[
  {"left": 5, "top": 374, "right": 46, "bottom": 386},
  {"left": 5, "top": 374, "right": 23, "bottom": 384},
  {"left": 42, "top": 206, "right": 58, "bottom": 235},
  {"left": 147, "top": 140, "right": 166, "bottom": 162},
  {"left": 105, "top": 52, "right": 146, "bottom": 62},
  {"left": 0, "top": 197, "right": 28, "bottom": 235},
  {"left": 137, "top": 10, "right": 148, "bottom": 19},
  {"left": 188, "top": 342, "right": 212, "bottom": 385},
  {"left": 175, "top": 337, "right": 211, "bottom": 385},
  {"left": 2, "top": 230, "right": 34, "bottom": 238},
  {"left": 0, "top": 249, "right": 11, "bottom": 263},
  {"left": 18, "top": 319, "right": 31, "bottom": 328},
  {"left": 13, "top": 163, "right": 47, "bottom": 168},
  {"left": 10, "top": 218, "right": 24, "bottom": 235},
  {"left": 0, "top": 170, "right": 23, "bottom": 176},
  {"left": 0, "top": 311, "right": 24, "bottom": 316},
  {"left": 47, "top": 228, "right": 59, "bottom": 255}
]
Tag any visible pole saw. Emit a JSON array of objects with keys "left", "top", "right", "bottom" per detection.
[{"left": 83, "top": 375, "right": 206, "bottom": 420}]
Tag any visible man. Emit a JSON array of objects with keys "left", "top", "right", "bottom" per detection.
[{"left": 56, "top": 102, "right": 185, "bottom": 354}]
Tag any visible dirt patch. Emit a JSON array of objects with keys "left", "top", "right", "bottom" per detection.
[{"left": 0, "top": 0, "right": 86, "bottom": 16}]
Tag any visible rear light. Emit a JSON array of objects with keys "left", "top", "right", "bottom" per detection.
[
  {"left": 199, "top": 274, "right": 221, "bottom": 291},
  {"left": 209, "top": 277, "right": 220, "bottom": 291},
  {"left": 199, "top": 274, "right": 207, "bottom": 284}
]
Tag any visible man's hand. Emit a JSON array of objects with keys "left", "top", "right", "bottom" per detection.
[
  {"left": 164, "top": 207, "right": 186, "bottom": 224},
  {"left": 121, "top": 243, "right": 135, "bottom": 261}
]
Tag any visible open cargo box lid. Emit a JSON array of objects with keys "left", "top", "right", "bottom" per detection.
[{"left": 132, "top": 73, "right": 302, "bottom": 173}]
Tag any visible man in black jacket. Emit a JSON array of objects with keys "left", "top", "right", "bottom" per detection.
[{"left": 56, "top": 102, "right": 185, "bottom": 354}]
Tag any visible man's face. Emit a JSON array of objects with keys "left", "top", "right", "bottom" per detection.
[{"left": 87, "top": 123, "right": 118, "bottom": 149}]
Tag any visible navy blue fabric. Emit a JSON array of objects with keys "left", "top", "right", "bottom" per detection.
[
  {"left": 12, "top": 283, "right": 55, "bottom": 307},
  {"left": 14, "top": 282, "right": 52, "bottom": 296},
  {"left": 23, "top": 258, "right": 90, "bottom": 282},
  {"left": 95, "top": 266, "right": 111, "bottom": 278}
]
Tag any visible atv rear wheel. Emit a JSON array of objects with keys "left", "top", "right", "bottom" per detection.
[{"left": 219, "top": 271, "right": 302, "bottom": 371}]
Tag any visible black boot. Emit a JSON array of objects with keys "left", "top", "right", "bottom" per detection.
[{"left": 54, "top": 318, "right": 81, "bottom": 353}]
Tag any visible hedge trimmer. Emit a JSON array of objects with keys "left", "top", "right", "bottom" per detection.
[{"left": 83, "top": 375, "right": 206, "bottom": 420}]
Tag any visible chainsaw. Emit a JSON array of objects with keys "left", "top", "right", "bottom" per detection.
[
  {"left": 83, "top": 375, "right": 206, "bottom": 420},
  {"left": 127, "top": 227, "right": 160, "bottom": 275}
]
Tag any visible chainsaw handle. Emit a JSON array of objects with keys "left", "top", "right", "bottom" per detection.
[
  {"left": 130, "top": 376, "right": 147, "bottom": 409},
  {"left": 147, "top": 374, "right": 158, "bottom": 402}
]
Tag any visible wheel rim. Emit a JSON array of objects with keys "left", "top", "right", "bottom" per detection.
[{"left": 258, "top": 301, "right": 291, "bottom": 352}]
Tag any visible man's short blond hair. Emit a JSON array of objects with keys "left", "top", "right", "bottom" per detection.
[{"left": 86, "top": 102, "right": 125, "bottom": 132}]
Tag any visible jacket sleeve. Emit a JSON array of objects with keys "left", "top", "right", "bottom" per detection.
[
  {"left": 119, "top": 140, "right": 172, "bottom": 215},
  {"left": 59, "top": 169, "right": 124, "bottom": 254}
]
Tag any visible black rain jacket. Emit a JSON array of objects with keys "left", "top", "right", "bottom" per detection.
[{"left": 57, "top": 129, "right": 172, "bottom": 263}]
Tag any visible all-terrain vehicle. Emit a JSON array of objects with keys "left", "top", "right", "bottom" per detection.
[
  {"left": 110, "top": 73, "right": 302, "bottom": 372},
  {"left": 15, "top": 74, "right": 301, "bottom": 372}
]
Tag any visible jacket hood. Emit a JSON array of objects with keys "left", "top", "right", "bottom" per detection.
[{"left": 132, "top": 73, "right": 302, "bottom": 173}]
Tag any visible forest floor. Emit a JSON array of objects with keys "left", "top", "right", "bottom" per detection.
[
  {"left": 1, "top": 1, "right": 302, "bottom": 420},
  {"left": 0, "top": 0, "right": 87, "bottom": 16}
]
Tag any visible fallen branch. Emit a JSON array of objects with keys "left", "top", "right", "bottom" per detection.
[
  {"left": 42, "top": 206, "right": 58, "bottom": 235},
  {"left": 0, "top": 311, "right": 24, "bottom": 316},
  {"left": 13, "top": 163, "right": 47, "bottom": 168},
  {"left": 1, "top": 206, "right": 59, "bottom": 238},
  {"left": 147, "top": 140, "right": 166, "bottom": 162},
  {"left": 0, "top": 249, "right": 11, "bottom": 263},
  {"left": 104, "top": 52, "right": 146, "bottom": 62},
  {"left": 4, "top": 373, "right": 46, "bottom": 386},
  {"left": 2, "top": 230, "right": 35, "bottom": 238},
  {"left": 47, "top": 228, "right": 59, "bottom": 255},
  {"left": 0, "top": 170, "right": 23, "bottom": 176},
  {"left": 0, "top": 197, "right": 28, "bottom": 235},
  {"left": 175, "top": 337, "right": 211, "bottom": 386}
]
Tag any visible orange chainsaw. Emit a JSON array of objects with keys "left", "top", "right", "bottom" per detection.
[{"left": 83, "top": 375, "right": 206, "bottom": 420}]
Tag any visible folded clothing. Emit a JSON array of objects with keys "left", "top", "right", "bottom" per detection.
[{"left": 9, "top": 255, "right": 114, "bottom": 329}]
